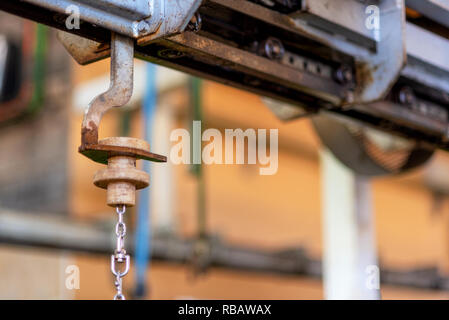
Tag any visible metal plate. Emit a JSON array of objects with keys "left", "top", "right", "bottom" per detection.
[
  {"left": 79, "top": 144, "right": 167, "bottom": 165},
  {"left": 21, "top": 0, "right": 201, "bottom": 40}
]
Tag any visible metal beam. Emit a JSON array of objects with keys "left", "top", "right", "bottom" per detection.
[
  {"left": 0, "top": 210, "right": 448, "bottom": 292},
  {"left": 406, "top": 0, "right": 449, "bottom": 29},
  {"left": 0, "top": 210, "right": 311, "bottom": 275}
]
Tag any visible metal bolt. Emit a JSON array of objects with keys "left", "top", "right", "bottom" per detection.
[
  {"left": 334, "top": 65, "right": 353, "bottom": 84},
  {"left": 137, "top": 21, "right": 150, "bottom": 34},
  {"left": 397, "top": 86, "right": 416, "bottom": 106},
  {"left": 260, "top": 37, "right": 285, "bottom": 60},
  {"left": 187, "top": 12, "right": 202, "bottom": 33}
]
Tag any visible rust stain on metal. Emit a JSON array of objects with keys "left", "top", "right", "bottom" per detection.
[
  {"left": 81, "top": 121, "right": 99, "bottom": 146},
  {"left": 355, "top": 61, "right": 375, "bottom": 93},
  {"left": 78, "top": 33, "right": 166, "bottom": 166}
]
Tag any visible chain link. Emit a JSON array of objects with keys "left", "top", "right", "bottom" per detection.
[{"left": 111, "top": 205, "right": 130, "bottom": 300}]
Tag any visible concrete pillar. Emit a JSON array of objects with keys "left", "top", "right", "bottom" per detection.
[
  {"left": 321, "top": 148, "right": 380, "bottom": 299},
  {"left": 150, "top": 97, "right": 176, "bottom": 233}
]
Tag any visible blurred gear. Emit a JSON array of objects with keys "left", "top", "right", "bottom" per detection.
[{"left": 312, "top": 115, "right": 435, "bottom": 176}]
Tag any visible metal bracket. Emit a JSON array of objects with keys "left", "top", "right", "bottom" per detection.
[
  {"left": 80, "top": 33, "right": 134, "bottom": 146},
  {"left": 78, "top": 32, "right": 166, "bottom": 164},
  {"left": 290, "top": 0, "right": 406, "bottom": 104}
]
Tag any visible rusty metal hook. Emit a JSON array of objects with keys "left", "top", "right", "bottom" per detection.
[
  {"left": 81, "top": 32, "right": 134, "bottom": 146},
  {"left": 78, "top": 32, "right": 165, "bottom": 165}
]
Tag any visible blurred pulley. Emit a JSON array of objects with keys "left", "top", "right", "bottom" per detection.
[{"left": 311, "top": 115, "right": 435, "bottom": 176}]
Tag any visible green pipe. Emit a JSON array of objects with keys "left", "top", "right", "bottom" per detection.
[
  {"left": 28, "top": 24, "right": 47, "bottom": 113},
  {"left": 190, "top": 77, "right": 206, "bottom": 239}
]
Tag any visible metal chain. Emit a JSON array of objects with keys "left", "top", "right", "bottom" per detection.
[{"left": 111, "top": 205, "right": 130, "bottom": 300}]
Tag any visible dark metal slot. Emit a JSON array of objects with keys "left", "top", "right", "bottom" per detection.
[{"left": 200, "top": 0, "right": 354, "bottom": 69}]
